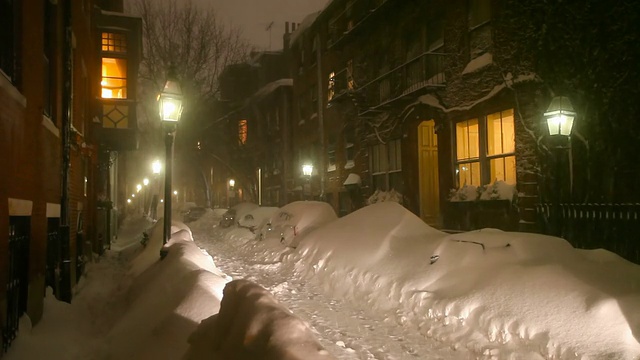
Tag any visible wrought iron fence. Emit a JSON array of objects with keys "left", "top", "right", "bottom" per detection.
[
  {"left": 4, "top": 217, "right": 30, "bottom": 352},
  {"left": 536, "top": 203, "right": 640, "bottom": 264}
]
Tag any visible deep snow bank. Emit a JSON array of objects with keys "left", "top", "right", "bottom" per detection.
[
  {"left": 284, "top": 202, "right": 640, "bottom": 359},
  {"left": 185, "top": 279, "right": 335, "bottom": 360}
]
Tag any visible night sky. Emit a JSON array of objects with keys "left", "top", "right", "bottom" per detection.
[{"left": 197, "top": 0, "right": 328, "bottom": 50}]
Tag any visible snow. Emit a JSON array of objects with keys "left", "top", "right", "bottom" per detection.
[
  {"left": 415, "top": 73, "right": 540, "bottom": 113},
  {"left": 252, "top": 78, "right": 293, "bottom": 100},
  {"left": 449, "top": 181, "right": 517, "bottom": 202},
  {"left": 461, "top": 53, "right": 493, "bottom": 75},
  {"left": 343, "top": 173, "right": 361, "bottom": 186},
  {"left": 290, "top": 10, "right": 322, "bottom": 44},
  {"left": 5, "top": 201, "right": 640, "bottom": 359}
]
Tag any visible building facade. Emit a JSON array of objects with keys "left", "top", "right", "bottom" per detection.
[
  {"left": 0, "top": 0, "right": 140, "bottom": 351},
  {"left": 284, "top": 0, "right": 640, "bottom": 261}
]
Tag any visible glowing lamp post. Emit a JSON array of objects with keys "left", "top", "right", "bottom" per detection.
[
  {"left": 302, "top": 164, "right": 313, "bottom": 200},
  {"left": 544, "top": 96, "right": 577, "bottom": 237},
  {"left": 159, "top": 68, "right": 183, "bottom": 257},
  {"left": 227, "top": 179, "right": 235, "bottom": 208}
]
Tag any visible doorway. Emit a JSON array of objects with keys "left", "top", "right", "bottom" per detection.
[{"left": 418, "top": 120, "right": 440, "bottom": 225}]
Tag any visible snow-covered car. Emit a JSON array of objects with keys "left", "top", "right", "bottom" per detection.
[
  {"left": 259, "top": 201, "right": 337, "bottom": 247},
  {"left": 237, "top": 207, "right": 278, "bottom": 233},
  {"left": 219, "top": 202, "right": 259, "bottom": 228}
]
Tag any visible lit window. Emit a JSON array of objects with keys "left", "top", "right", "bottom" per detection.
[
  {"left": 456, "top": 119, "right": 480, "bottom": 186},
  {"left": 454, "top": 109, "right": 516, "bottom": 188},
  {"left": 328, "top": 71, "right": 335, "bottom": 101},
  {"left": 100, "top": 32, "right": 128, "bottom": 99},
  {"left": 487, "top": 109, "right": 516, "bottom": 184},
  {"left": 102, "top": 32, "right": 127, "bottom": 53},
  {"left": 101, "top": 58, "right": 127, "bottom": 99},
  {"left": 238, "top": 119, "right": 248, "bottom": 145}
]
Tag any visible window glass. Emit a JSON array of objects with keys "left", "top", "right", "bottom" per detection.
[
  {"left": 487, "top": 109, "right": 515, "bottom": 155},
  {"left": 238, "top": 119, "right": 248, "bottom": 145},
  {"left": 101, "top": 58, "right": 127, "bottom": 98},
  {"left": 101, "top": 32, "right": 127, "bottom": 53},
  {"left": 469, "top": 0, "right": 491, "bottom": 28},
  {"left": 456, "top": 119, "right": 479, "bottom": 160},
  {"left": 489, "top": 155, "right": 516, "bottom": 184},
  {"left": 458, "top": 161, "right": 481, "bottom": 187},
  {"left": 328, "top": 71, "right": 335, "bottom": 101}
]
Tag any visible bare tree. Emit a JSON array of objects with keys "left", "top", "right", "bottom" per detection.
[
  {"left": 132, "top": 0, "right": 250, "bottom": 103},
  {"left": 128, "top": 0, "right": 252, "bottom": 207}
]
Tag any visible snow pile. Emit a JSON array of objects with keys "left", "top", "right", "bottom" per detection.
[
  {"left": 5, "top": 214, "right": 334, "bottom": 360},
  {"left": 283, "top": 202, "right": 640, "bottom": 359},
  {"left": 185, "top": 279, "right": 334, "bottom": 360},
  {"left": 462, "top": 52, "right": 493, "bottom": 75}
]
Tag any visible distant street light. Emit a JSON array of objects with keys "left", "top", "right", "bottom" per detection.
[
  {"left": 143, "top": 178, "right": 149, "bottom": 186},
  {"left": 152, "top": 160, "right": 161, "bottom": 175},
  {"left": 302, "top": 164, "right": 313, "bottom": 200},
  {"left": 159, "top": 67, "right": 183, "bottom": 258},
  {"left": 227, "top": 179, "right": 235, "bottom": 208},
  {"left": 136, "top": 184, "right": 142, "bottom": 192}
]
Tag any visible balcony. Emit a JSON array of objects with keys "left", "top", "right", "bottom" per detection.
[
  {"left": 95, "top": 98, "right": 138, "bottom": 150},
  {"left": 327, "top": 68, "right": 355, "bottom": 104},
  {"left": 357, "top": 52, "right": 446, "bottom": 116}
]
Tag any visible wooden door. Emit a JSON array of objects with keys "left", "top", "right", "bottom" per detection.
[{"left": 418, "top": 120, "right": 440, "bottom": 225}]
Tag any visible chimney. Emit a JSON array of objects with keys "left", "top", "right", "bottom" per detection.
[{"left": 292, "top": 23, "right": 297, "bottom": 32}]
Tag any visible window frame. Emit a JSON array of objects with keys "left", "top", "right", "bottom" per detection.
[
  {"left": 454, "top": 109, "right": 517, "bottom": 188},
  {"left": 370, "top": 139, "right": 402, "bottom": 192},
  {"left": 100, "top": 31, "right": 129, "bottom": 99}
]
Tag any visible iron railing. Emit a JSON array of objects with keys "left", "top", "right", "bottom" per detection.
[
  {"left": 536, "top": 203, "right": 640, "bottom": 264},
  {"left": 4, "top": 217, "right": 30, "bottom": 352},
  {"left": 357, "top": 52, "right": 445, "bottom": 114}
]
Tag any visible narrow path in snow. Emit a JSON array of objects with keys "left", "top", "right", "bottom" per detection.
[{"left": 192, "top": 229, "right": 471, "bottom": 360}]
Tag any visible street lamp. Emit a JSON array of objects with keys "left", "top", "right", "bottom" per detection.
[
  {"left": 544, "top": 96, "right": 576, "bottom": 137},
  {"left": 159, "top": 67, "right": 183, "bottom": 257},
  {"left": 152, "top": 160, "right": 161, "bottom": 175},
  {"left": 543, "top": 96, "right": 576, "bottom": 237},
  {"left": 302, "top": 164, "right": 313, "bottom": 200},
  {"left": 227, "top": 179, "right": 235, "bottom": 208}
]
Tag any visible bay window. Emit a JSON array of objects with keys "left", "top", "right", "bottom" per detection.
[{"left": 100, "top": 32, "right": 128, "bottom": 99}]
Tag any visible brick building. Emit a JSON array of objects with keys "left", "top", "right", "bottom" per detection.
[{"left": 0, "top": 0, "right": 140, "bottom": 351}]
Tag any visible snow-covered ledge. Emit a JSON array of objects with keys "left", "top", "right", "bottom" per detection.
[
  {"left": 0, "top": 70, "right": 26, "bottom": 108},
  {"left": 42, "top": 115, "right": 60, "bottom": 137}
]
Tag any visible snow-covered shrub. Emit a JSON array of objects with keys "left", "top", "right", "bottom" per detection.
[
  {"left": 449, "top": 181, "right": 517, "bottom": 202},
  {"left": 478, "top": 180, "right": 517, "bottom": 202},
  {"left": 367, "top": 189, "right": 403, "bottom": 205},
  {"left": 448, "top": 184, "right": 479, "bottom": 202}
]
